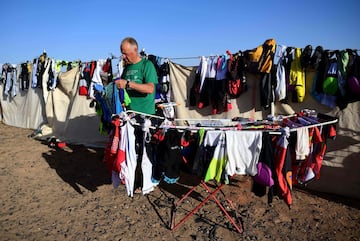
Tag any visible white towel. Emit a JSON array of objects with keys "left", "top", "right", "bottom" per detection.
[
  {"left": 119, "top": 122, "right": 137, "bottom": 197},
  {"left": 141, "top": 143, "right": 154, "bottom": 195},
  {"left": 295, "top": 127, "right": 309, "bottom": 160},
  {"left": 225, "top": 131, "right": 263, "bottom": 176},
  {"left": 203, "top": 130, "right": 222, "bottom": 147}
]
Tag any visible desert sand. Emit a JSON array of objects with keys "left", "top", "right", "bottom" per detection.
[{"left": 1, "top": 123, "right": 359, "bottom": 241}]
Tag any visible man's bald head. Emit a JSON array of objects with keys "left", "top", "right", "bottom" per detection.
[{"left": 120, "top": 37, "right": 141, "bottom": 64}]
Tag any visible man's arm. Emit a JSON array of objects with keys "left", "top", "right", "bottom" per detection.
[{"left": 115, "top": 79, "right": 154, "bottom": 94}]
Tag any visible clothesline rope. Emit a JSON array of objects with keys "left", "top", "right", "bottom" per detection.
[{"left": 3, "top": 44, "right": 358, "bottom": 66}]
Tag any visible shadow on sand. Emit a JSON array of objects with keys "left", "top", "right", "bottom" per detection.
[{"left": 42, "top": 143, "right": 111, "bottom": 194}]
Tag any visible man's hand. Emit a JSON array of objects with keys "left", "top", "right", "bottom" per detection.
[{"left": 114, "top": 78, "right": 127, "bottom": 89}]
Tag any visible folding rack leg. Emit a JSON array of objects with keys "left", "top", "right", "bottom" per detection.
[
  {"left": 170, "top": 181, "right": 243, "bottom": 234},
  {"left": 200, "top": 181, "right": 243, "bottom": 233},
  {"left": 170, "top": 184, "right": 198, "bottom": 229}
]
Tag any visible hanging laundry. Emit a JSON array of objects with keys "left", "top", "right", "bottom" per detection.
[
  {"left": 258, "top": 39, "right": 277, "bottom": 74},
  {"left": 204, "top": 132, "right": 227, "bottom": 182},
  {"left": 46, "top": 59, "right": 56, "bottom": 91},
  {"left": 41, "top": 58, "right": 54, "bottom": 102},
  {"left": 274, "top": 127, "right": 292, "bottom": 207},
  {"left": 35, "top": 52, "right": 47, "bottom": 89},
  {"left": 294, "top": 127, "right": 322, "bottom": 185},
  {"left": 198, "top": 56, "right": 208, "bottom": 96},
  {"left": 120, "top": 120, "right": 137, "bottom": 197},
  {"left": 295, "top": 127, "right": 310, "bottom": 160},
  {"left": 346, "top": 51, "right": 360, "bottom": 95},
  {"left": 190, "top": 52, "right": 247, "bottom": 114},
  {"left": 205, "top": 56, "right": 218, "bottom": 113},
  {"left": 101, "top": 58, "right": 113, "bottom": 86},
  {"left": 89, "top": 59, "right": 106, "bottom": 99},
  {"left": 259, "top": 72, "right": 274, "bottom": 109},
  {"left": 78, "top": 73, "right": 88, "bottom": 96},
  {"left": 0, "top": 64, "right": 4, "bottom": 83},
  {"left": 81, "top": 61, "right": 96, "bottom": 96},
  {"left": 157, "top": 59, "right": 171, "bottom": 102},
  {"left": 336, "top": 50, "right": 349, "bottom": 97},
  {"left": 309, "top": 46, "right": 324, "bottom": 70},
  {"left": 103, "top": 115, "right": 137, "bottom": 197},
  {"left": 275, "top": 45, "right": 287, "bottom": 101},
  {"left": 2, "top": 64, "right": 18, "bottom": 98},
  {"left": 189, "top": 57, "right": 205, "bottom": 107},
  {"left": 116, "top": 58, "right": 125, "bottom": 78},
  {"left": 225, "top": 130, "right": 262, "bottom": 177},
  {"left": 300, "top": 45, "right": 313, "bottom": 69},
  {"left": 251, "top": 133, "right": 275, "bottom": 204},
  {"left": 313, "top": 50, "right": 333, "bottom": 99},
  {"left": 192, "top": 129, "right": 217, "bottom": 178},
  {"left": 31, "top": 58, "right": 38, "bottom": 88},
  {"left": 154, "top": 129, "right": 183, "bottom": 184},
  {"left": 197, "top": 56, "right": 210, "bottom": 109},
  {"left": 317, "top": 52, "right": 338, "bottom": 108},
  {"left": 293, "top": 114, "right": 337, "bottom": 185},
  {"left": 245, "top": 38, "right": 276, "bottom": 74},
  {"left": 19, "top": 62, "right": 30, "bottom": 91},
  {"left": 289, "top": 48, "right": 305, "bottom": 102},
  {"left": 215, "top": 55, "right": 230, "bottom": 112},
  {"left": 226, "top": 51, "right": 247, "bottom": 99},
  {"left": 93, "top": 81, "right": 128, "bottom": 133},
  {"left": 322, "top": 60, "right": 338, "bottom": 95},
  {"left": 140, "top": 119, "right": 155, "bottom": 194},
  {"left": 146, "top": 54, "right": 171, "bottom": 103}
]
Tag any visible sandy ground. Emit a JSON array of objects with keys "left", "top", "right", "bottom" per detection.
[{"left": 0, "top": 123, "right": 359, "bottom": 241}]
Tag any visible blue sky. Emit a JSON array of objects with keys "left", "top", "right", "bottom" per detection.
[{"left": 1, "top": 0, "right": 359, "bottom": 66}]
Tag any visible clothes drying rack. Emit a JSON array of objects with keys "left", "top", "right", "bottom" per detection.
[
  {"left": 124, "top": 110, "right": 338, "bottom": 234},
  {"left": 124, "top": 110, "right": 244, "bottom": 233}
]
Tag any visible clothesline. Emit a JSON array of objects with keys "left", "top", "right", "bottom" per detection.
[
  {"left": 4, "top": 44, "right": 359, "bottom": 66},
  {"left": 143, "top": 45, "right": 360, "bottom": 62}
]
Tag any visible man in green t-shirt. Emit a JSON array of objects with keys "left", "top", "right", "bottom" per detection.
[
  {"left": 115, "top": 37, "right": 158, "bottom": 114},
  {"left": 115, "top": 37, "right": 158, "bottom": 194}
]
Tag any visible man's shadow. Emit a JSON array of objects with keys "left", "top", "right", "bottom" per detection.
[{"left": 42, "top": 143, "right": 111, "bottom": 194}]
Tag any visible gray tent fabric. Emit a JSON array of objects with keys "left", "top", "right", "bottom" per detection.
[
  {"left": 307, "top": 102, "right": 360, "bottom": 199},
  {"left": 0, "top": 66, "right": 108, "bottom": 147},
  {"left": 0, "top": 84, "right": 46, "bottom": 130},
  {"left": 41, "top": 66, "right": 108, "bottom": 147}
]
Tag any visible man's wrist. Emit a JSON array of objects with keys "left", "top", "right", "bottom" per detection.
[{"left": 126, "top": 80, "right": 130, "bottom": 89}]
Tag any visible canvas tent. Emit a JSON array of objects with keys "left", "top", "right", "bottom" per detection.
[
  {"left": 0, "top": 66, "right": 108, "bottom": 147},
  {"left": 0, "top": 60, "right": 359, "bottom": 199}
]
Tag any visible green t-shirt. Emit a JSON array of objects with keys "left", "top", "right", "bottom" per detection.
[{"left": 122, "top": 58, "right": 158, "bottom": 114}]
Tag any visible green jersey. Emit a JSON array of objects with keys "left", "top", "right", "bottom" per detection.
[{"left": 122, "top": 58, "right": 158, "bottom": 114}]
